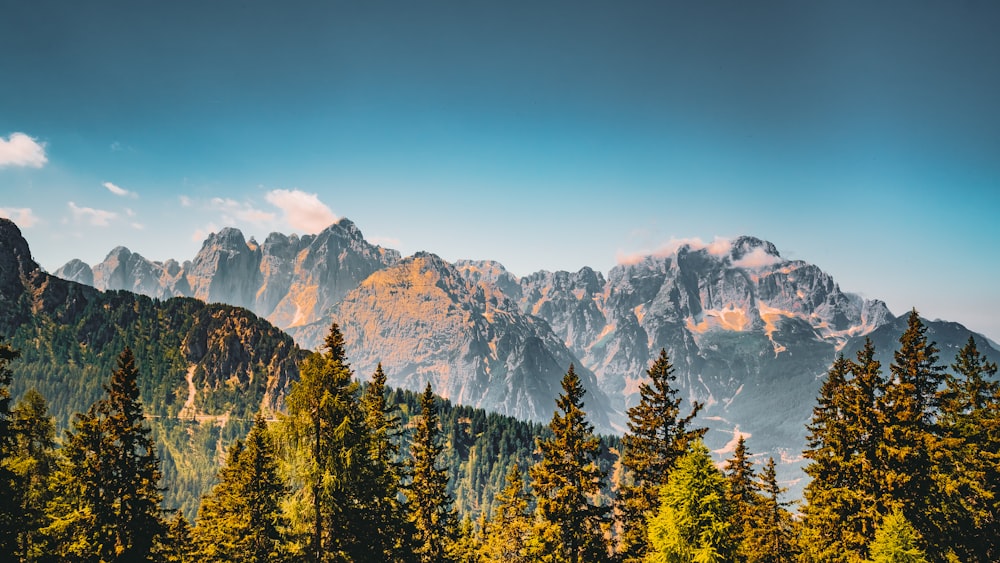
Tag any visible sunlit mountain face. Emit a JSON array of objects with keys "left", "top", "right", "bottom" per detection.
[{"left": 53, "top": 218, "right": 1000, "bottom": 497}]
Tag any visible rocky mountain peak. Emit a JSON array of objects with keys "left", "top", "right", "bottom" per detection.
[
  {"left": 0, "top": 219, "right": 39, "bottom": 299},
  {"left": 730, "top": 236, "right": 780, "bottom": 261},
  {"left": 201, "top": 227, "right": 250, "bottom": 253},
  {"left": 54, "top": 258, "right": 94, "bottom": 287}
]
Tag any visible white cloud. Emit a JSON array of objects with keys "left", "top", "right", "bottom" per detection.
[
  {"left": 265, "top": 189, "right": 337, "bottom": 233},
  {"left": 733, "top": 247, "right": 784, "bottom": 269},
  {"left": 68, "top": 202, "right": 117, "bottom": 227},
  {"left": 0, "top": 132, "right": 47, "bottom": 168},
  {"left": 103, "top": 181, "right": 137, "bottom": 198},
  {"left": 179, "top": 195, "right": 193, "bottom": 207},
  {"left": 0, "top": 207, "right": 41, "bottom": 228},
  {"left": 192, "top": 223, "right": 220, "bottom": 242},
  {"left": 369, "top": 235, "right": 401, "bottom": 248},
  {"left": 209, "top": 197, "right": 275, "bottom": 225},
  {"left": 617, "top": 236, "right": 733, "bottom": 265},
  {"left": 131, "top": 222, "right": 145, "bottom": 230}
]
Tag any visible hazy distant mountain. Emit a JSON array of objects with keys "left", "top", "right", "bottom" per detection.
[
  {"left": 55, "top": 218, "right": 401, "bottom": 330},
  {"left": 56, "top": 220, "right": 1000, "bottom": 493}
]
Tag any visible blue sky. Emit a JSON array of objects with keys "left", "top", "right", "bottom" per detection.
[{"left": 2, "top": 1, "right": 999, "bottom": 340}]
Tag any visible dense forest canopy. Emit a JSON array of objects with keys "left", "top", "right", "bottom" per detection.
[{"left": 1, "top": 309, "right": 997, "bottom": 561}]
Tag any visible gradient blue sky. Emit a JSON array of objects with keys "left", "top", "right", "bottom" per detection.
[{"left": 2, "top": 1, "right": 999, "bottom": 340}]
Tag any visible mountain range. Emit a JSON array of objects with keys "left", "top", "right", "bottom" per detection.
[{"left": 52, "top": 218, "right": 1000, "bottom": 493}]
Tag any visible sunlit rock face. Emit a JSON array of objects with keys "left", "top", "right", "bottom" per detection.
[
  {"left": 55, "top": 220, "right": 1000, "bottom": 497},
  {"left": 292, "top": 252, "right": 616, "bottom": 433}
]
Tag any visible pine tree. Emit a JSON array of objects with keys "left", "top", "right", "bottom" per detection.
[
  {"left": 154, "top": 511, "right": 193, "bottom": 563},
  {"left": 530, "top": 364, "right": 609, "bottom": 563},
  {"left": 285, "top": 322, "right": 369, "bottom": 561},
  {"left": 0, "top": 338, "right": 21, "bottom": 559},
  {"left": 724, "top": 434, "right": 760, "bottom": 561},
  {"left": 617, "top": 349, "right": 704, "bottom": 562},
  {"left": 935, "top": 336, "right": 999, "bottom": 561},
  {"left": 743, "top": 457, "right": 796, "bottom": 563},
  {"left": 867, "top": 509, "right": 928, "bottom": 563},
  {"left": 361, "top": 363, "right": 407, "bottom": 560},
  {"left": 646, "top": 439, "right": 734, "bottom": 563},
  {"left": 800, "top": 354, "right": 869, "bottom": 562},
  {"left": 881, "top": 310, "right": 946, "bottom": 553},
  {"left": 406, "top": 382, "right": 458, "bottom": 563},
  {"left": 479, "top": 465, "right": 533, "bottom": 562},
  {"left": 44, "top": 347, "right": 165, "bottom": 561},
  {"left": 9, "top": 388, "right": 58, "bottom": 561},
  {"left": 194, "top": 414, "right": 288, "bottom": 562}
]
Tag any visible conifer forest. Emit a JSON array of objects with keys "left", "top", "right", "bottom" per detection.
[{"left": 1, "top": 308, "right": 997, "bottom": 562}]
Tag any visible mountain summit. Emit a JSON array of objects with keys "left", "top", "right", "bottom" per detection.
[{"left": 55, "top": 219, "right": 999, "bottom": 490}]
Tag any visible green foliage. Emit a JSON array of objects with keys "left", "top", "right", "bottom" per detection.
[
  {"left": 478, "top": 465, "right": 533, "bottom": 562},
  {"left": 284, "top": 322, "right": 371, "bottom": 562},
  {"left": 742, "top": 457, "right": 796, "bottom": 563},
  {"left": 618, "top": 349, "right": 704, "bottom": 562},
  {"left": 724, "top": 434, "right": 761, "bottom": 562},
  {"left": 4, "top": 291, "right": 304, "bottom": 518},
  {"left": 9, "top": 388, "right": 58, "bottom": 561},
  {"left": 801, "top": 345, "right": 887, "bottom": 562},
  {"left": 881, "top": 311, "right": 946, "bottom": 554},
  {"left": 0, "top": 337, "right": 23, "bottom": 559},
  {"left": 154, "top": 511, "right": 193, "bottom": 563},
  {"left": 935, "top": 335, "right": 1000, "bottom": 561},
  {"left": 647, "top": 439, "right": 734, "bottom": 563},
  {"left": 43, "top": 347, "right": 165, "bottom": 561},
  {"left": 407, "top": 382, "right": 458, "bottom": 563},
  {"left": 193, "top": 415, "right": 288, "bottom": 562},
  {"left": 530, "top": 365, "right": 610, "bottom": 563},
  {"left": 360, "top": 363, "right": 408, "bottom": 560},
  {"left": 868, "top": 509, "right": 928, "bottom": 563}
]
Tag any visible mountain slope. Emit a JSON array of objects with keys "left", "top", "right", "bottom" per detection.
[
  {"left": 55, "top": 221, "right": 1000, "bottom": 495},
  {"left": 1, "top": 218, "right": 306, "bottom": 516},
  {"left": 291, "top": 252, "right": 616, "bottom": 432}
]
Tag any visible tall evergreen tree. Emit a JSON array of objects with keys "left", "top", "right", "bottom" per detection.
[
  {"left": 285, "top": 322, "right": 369, "bottom": 562},
  {"left": 743, "top": 457, "right": 796, "bottom": 563},
  {"left": 44, "top": 347, "right": 165, "bottom": 561},
  {"left": 935, "top": 336, "right": 999, "bottom": 561},
  {"left": 867, "top": 509, "right": 928, "bottom": 563},
  {"left": 361, "top": 363, "right": 407, "bottom": 560},
  {"left": 10, "top": 388, "right": 58, "bottom": 561},
  {"left": 479, "top": 465, "right": 533, "bottom": 562},
  {"left": 617, "top": 349, "right": 704, "bottom": 562},
  {"left": 155, "top": 511, "right": 193, "bottom": 563},
  {"left": 530, "top": 364, "right": 609, "bottom": 563},
  {"left": 194, "top": 414, "right": 288, "bottom": 562},
  {"left": 0, "top": 338, "right": 21, "bottom": 559},
  {"left": 724, "top": 434, "right": 760, "bottom": 562},
  {"left": 407, "top": 382, "right": 457, "bottom": 563},
  {"left": 881, "top": 310, "right": 946, "bottom": 553},
  {"left": 800, "top": 354, "right": 869, "bottom": 562},
  {"left": 646, "top": 439, "right": 733, "bottom": 563}
]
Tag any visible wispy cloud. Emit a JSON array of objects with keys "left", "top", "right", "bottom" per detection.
[
  {"left": 179, "top": 195, "right": 193, "bottom": 207},
  {"left": 733, "top": 247, "right": 784, "bottom": 269},
  {"left": 103, "top": 181, "right": 138, "bottom": 198},
  {"left": 0, "top": 207, "right": 41, "bottom": 228},
  {"left": 369, "top": 235, "right": 401, "bottom": 248},
  {"left": 192, "top": 223, "right": 220, "bottom": 242},
  {"left": 0, "top": 132, "right": 47, "bottom": 168},
  {"left": 209, "top": 197, "right": 275, "bottom": 225},
  {"left": 616, "top": 237, "right": 733, "bottom": 265},
  {"left": 68, "top": 202, "right": 117, "bottom": 227},
  {"left": 265, "top": 189, "right": 337, "bottom": 233}
]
